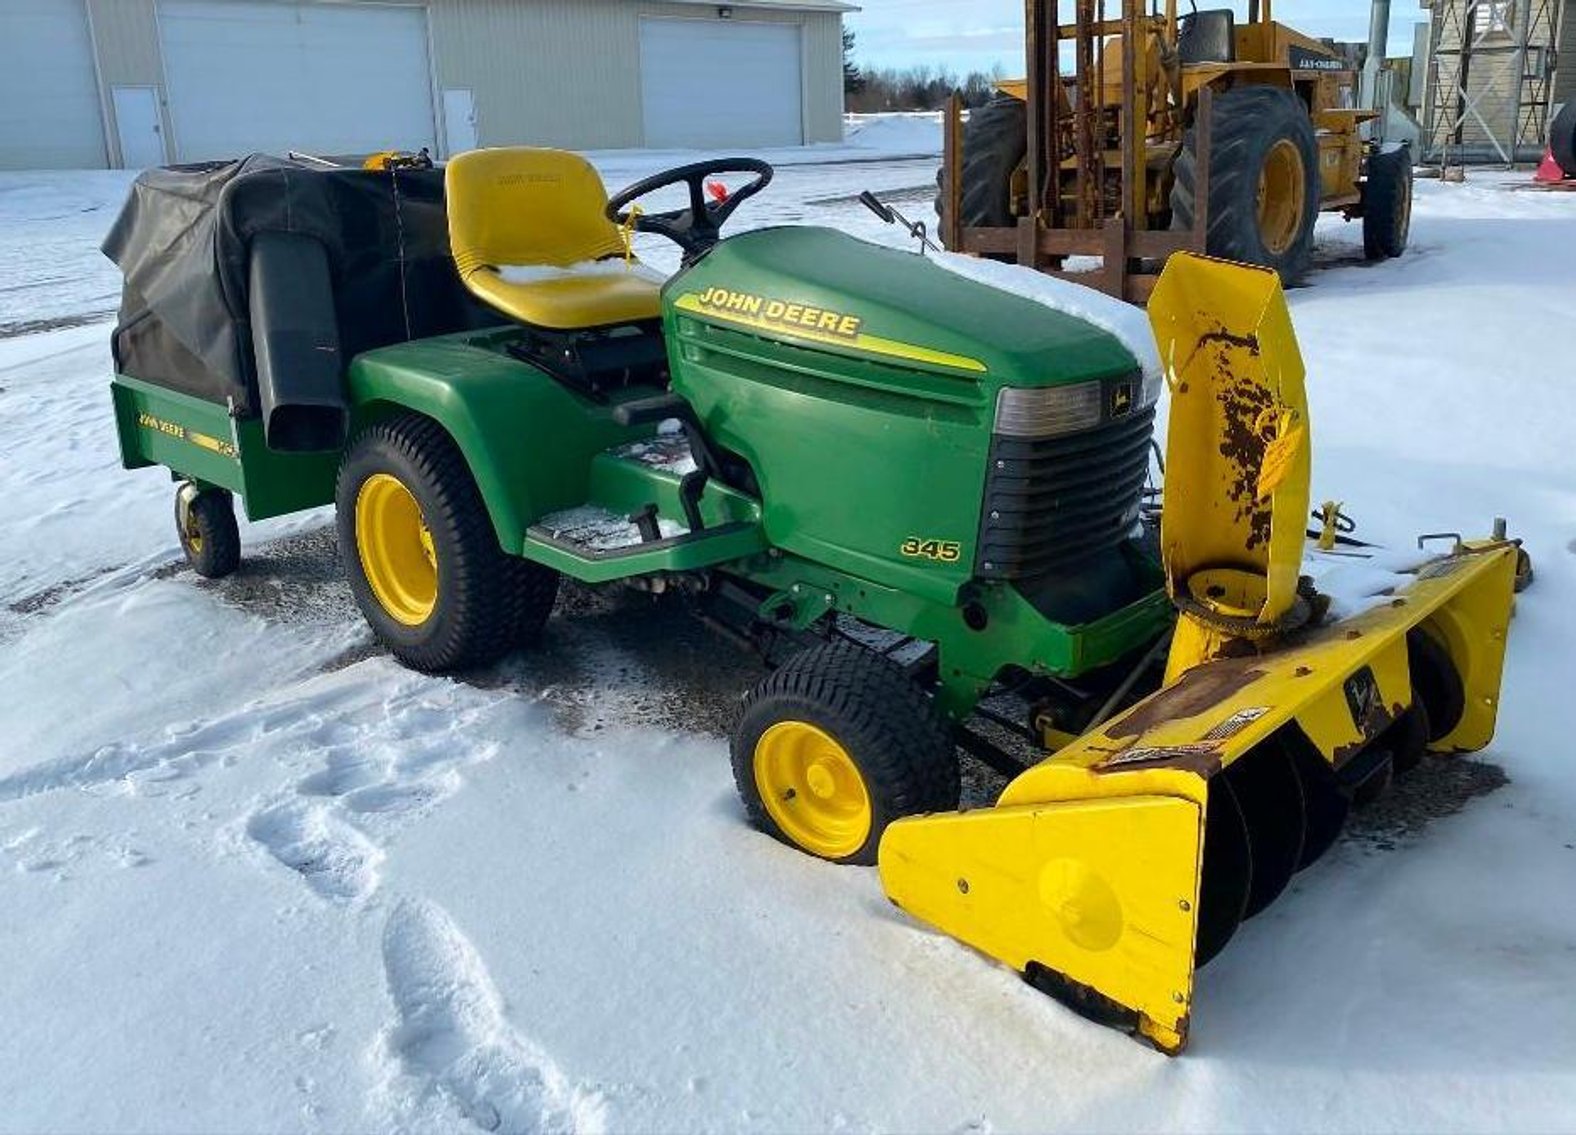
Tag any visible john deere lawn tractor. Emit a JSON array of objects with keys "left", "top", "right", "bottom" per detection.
[
  {"left": 104, "top": 148, "right": 1518, "bottom": 1052},
  {"left": 938, "top": 0, "right": 1414, "bottom": 300}
]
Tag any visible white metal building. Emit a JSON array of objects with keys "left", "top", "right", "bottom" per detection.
[{"left": 0, "top": 0, "right": 852, "bottom": 170}]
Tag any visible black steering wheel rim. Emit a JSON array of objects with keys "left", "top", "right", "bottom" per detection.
[{"left": 606, "top": 157, "right": 774, "bottom": 258}]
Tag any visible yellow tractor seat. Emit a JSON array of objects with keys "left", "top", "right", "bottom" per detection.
[{"left": 446, "top": 147, "right": 663, "bottom": 331}]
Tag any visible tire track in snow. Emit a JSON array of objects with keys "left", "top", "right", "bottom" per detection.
[{"left": 375, "top": 898, "right": 606, "bottom": 1134}]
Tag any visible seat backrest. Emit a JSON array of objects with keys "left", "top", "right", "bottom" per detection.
[
  {"left": 446, "top": 148, "right": 627, "bottom": 281},
  {"left": 1177, "top": 9, "right": 1236, "bottom": 65}
]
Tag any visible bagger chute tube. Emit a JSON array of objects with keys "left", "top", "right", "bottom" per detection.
[{"left": 877, "top": 254, "right": 1519, "bottom": 1054}]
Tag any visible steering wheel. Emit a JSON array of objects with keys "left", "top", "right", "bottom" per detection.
[{"left": 606, "top": 158, "right": 774, "bottom": 259}]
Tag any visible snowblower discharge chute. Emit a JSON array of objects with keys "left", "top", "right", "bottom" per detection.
[{"left": 878, "top": 254, "right": 1519, "bottom": 1054}]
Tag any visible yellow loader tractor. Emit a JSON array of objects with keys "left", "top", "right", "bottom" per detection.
[{"left": 938, "top": 0, "right": 1414, "bottom": 300}]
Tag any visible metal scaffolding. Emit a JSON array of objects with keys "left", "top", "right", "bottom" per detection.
[{"left": 1421, "top": 0, "right": 1562, "bottom": 164}]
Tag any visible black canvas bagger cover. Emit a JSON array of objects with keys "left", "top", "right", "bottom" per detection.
[{"left": 102, "top": 154, "right": 489, "bottom": 414}]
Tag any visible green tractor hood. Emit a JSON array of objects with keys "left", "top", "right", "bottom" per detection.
[
  {"left": 665, "top": 227, "right": 1142, "bottom": 388},
  {"left": 661, "top": 225, "right": 1161, "bottom": 632}
]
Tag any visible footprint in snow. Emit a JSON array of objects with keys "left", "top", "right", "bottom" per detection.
[
  {"left": 245, "top": 798, "right": 383, "bottom": 902},
  {"left": 377, "top": 899, "right": 605, "bottom": 1134}
]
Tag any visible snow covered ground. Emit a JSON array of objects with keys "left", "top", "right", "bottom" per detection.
[{"left": 2, "top": 122, "right": 1575, "bottom": 1133}]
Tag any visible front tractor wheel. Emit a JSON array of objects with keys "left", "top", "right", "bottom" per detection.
[
  {"left": 336, "top": 414, "right": 559, "bottom": 673},
  {"left": 732, "top": 642, "right": 960, "bottom": 865},
  {"left": 1362, "top": 145, "right": 1414, "bottom": 260},
  {"left": 1171, "top": 85, "right": 1322, "bottom": 283}
]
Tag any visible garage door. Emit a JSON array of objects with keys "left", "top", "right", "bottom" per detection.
[
  {"left": 159, "top": 1, "right": 435, "bottom": 162},
  {"left": 0, "top": 0, "right": 105, "bottom": 169},
  {"left": 640, "top": 19, "right": 803, "bottom": 149}
]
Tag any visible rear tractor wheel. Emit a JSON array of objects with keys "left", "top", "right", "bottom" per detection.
[
  {"left": 175, "top": 483, "right": 241, "bottom": 580},
  {"left": 336, "top": 414, "right": 559, "bottom": 673},
  {"left": 732, "top": 641, "right": 960, "bottom": 865},
  {"left": 1172, "top": 85, "right": 1322, "bottom": 283}
]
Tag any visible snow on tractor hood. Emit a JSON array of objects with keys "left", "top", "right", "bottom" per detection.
[{"left": 928, "top": 248, "right": 1162, "bottom": 387}]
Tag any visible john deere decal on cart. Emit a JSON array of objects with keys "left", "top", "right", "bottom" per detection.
[{"left": 104, "top": 147, "right": 1525, "bottom": 1052}]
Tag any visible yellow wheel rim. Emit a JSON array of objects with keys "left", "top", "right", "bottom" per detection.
[
  {"left": 355, "top": 473, "right": 438, "bottom": 627},
  {"left": 754, "top": 721, "right": 872, "bottom": 859},
  {"left": 181, "top": 504, "right": 203, "bottom": 554},
  {"left": 1256, "top": 139, "right": 1307, "bottom": 256}
]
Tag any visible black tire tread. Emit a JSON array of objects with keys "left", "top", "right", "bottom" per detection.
[
  {"left": 178, "top": 488, "right": 241, "bottom": 580},
  {"left": 1551, "top": 100, "right": 1576, "bottom": 177},
  {"left": 937, "top": 95, "right": 1028, "bottom": 241},
  {"left": 506, "top": 554, "right": 561, "bottom": 644},
  {"left": 1171, "top": 85, "right": 1321, "bottom": 282},
  {"left": 1362, "top": 146, "right": 1412, "bottom": 260},
  {"left": 731, "top": 640, "right": 961, "bottom": 865},
  {"left": 337, "top": 414, "right": 551, "bottom": 673}
]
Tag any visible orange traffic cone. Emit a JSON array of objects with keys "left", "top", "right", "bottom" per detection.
[{"left": 1535, "top": 147, "right": 1567, "bottom": 183}]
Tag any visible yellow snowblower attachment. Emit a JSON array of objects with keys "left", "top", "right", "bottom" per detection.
[{"left": 878, "top": 254, "right": 1520, "bottom": 1054}]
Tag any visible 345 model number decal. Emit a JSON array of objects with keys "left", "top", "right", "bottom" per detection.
[{"left": 901, "top": 537, "right": 963, "bottom": 563}]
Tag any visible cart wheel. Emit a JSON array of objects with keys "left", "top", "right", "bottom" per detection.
[
  {"left": 175, "top": 484, "right": 240, "bottom": 579},
  {"left": 732, "top": 641, "right": 960, "bottom": 865}
]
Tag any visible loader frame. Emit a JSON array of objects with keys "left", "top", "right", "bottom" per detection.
[{"left": 941, "top": 0, "right": 1216, "bottom": 304}]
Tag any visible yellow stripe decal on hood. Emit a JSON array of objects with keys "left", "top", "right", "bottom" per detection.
[{"left": 673, "top": 293, "right": 988, "bottom": 375}]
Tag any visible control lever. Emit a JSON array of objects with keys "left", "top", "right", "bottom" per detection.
[{"left": 859, "top": 191, "right": 942, "bottom": 255}]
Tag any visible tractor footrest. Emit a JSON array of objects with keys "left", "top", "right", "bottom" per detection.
[{"left": 532, "top": 504, "right": 689, "bottom": 556}]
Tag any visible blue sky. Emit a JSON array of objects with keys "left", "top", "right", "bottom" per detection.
[{"left": 845, "top": 2, "right": 1427, "bottom": 75}]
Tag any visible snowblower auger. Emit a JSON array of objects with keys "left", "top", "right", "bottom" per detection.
[{"left": 877, "top": 254, "right": 1520, "bottom": 1055}]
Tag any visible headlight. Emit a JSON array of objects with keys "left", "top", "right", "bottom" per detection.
[
  {"left": 993, "top": 382, "right": 1103, "bottom": 438},
  {"left": 994, "top": 371, "right": 1154, "bottom": 439}
]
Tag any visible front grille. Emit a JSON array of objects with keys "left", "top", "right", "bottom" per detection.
[{"left": 975, "top": 406, "right": 1155, "bottom": 580}]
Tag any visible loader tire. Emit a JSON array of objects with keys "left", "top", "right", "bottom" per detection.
[
  {"left": 936, "top": 95, "right": 1027, "bottom": 247},
  {"left": 732, "top": 641, "right": 960, "bottom": 865},
  {"left": 336, "top": 414, "right": 556, "bottom": 673},
  {"left": 1171, "top": 85, "right": 1321, "bottom": 283},
  {"left": 1362, "top": 145, "right": 1413, "bottom": 260},
  {"left": 176, "top": 485, "right": 241, "bottom": 580},
  {"left": 1551, "top": 100, "right": 1576, "bottom": 177}
]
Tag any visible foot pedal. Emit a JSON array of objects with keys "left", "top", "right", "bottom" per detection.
[{"left": 630, "top": 503, "right": 662, "bottom": 543}]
